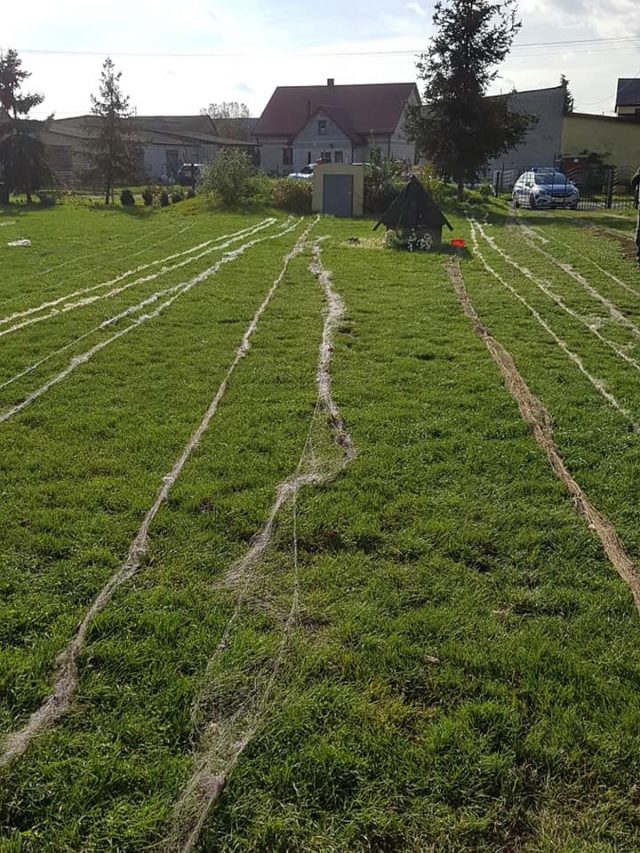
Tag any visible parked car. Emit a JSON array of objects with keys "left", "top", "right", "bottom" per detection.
[
  {"left": 287, "top": 164, "right": 315, "bottom": 180},
  {"left": 512, "top": 169, "right": 579, "bottom": 210},
  {"left": 177, "top": 163, "right": 202, "bottom": 186}
]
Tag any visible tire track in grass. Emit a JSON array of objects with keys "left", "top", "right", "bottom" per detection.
[
  {"left": 0, "top": 220, "right": 278, "bottom": 339},
  {"left": 0, "top": 220, "right": 298, "bottom": 425},
  {"left": 469, "top": 222, "right": 639, "bottom": 430},
  {"left": 0, "top": 221, "right": 279, "bottom": 393},
  {"left": 0, "top": 220, "right": 314, "bottom": 771},
  {"left": 165, "top": 241, "right": 356, "bottom": 853},
  {"left": 510, "top": 218, "right": 640, "bottom": 333},
  {"left": 474, "top": 220, "right": 640, "bottom": 376},
  {"left": 447, "top": 256, "right": 640, "bottom": 613}
]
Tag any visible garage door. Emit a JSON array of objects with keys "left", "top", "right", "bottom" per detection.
[{"left": 323, "top": 174, "right": 354, "bottom": 218}]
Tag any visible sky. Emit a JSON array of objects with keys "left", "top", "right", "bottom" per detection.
[{"left": 4, "top": 0, "right": 639, "bottom": 121}]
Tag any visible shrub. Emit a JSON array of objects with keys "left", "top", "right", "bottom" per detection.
[
  {"left": 120, "top": 189, "right": 135, "bottom": 207},
  {"left": 364, "top": 154, "right": 405, "bottom": 214},
  {"left": 186, "top": 188, "right": 196, "bottom": 199},
  {"left": 418, "top": 164, "right": 457, "bottom": 206},
  {"left": 35, "top": 191, "right": 59, "bottom": 207},
  {"left": 272, "top": 179, "right": 312, "bottom": 214},
  {"left": 141, "top": 188, "right": 153, "bottom": 206},
  {"left": 171, "top": 188, "right": 185, "bottom": 204},
  {"left": 198, "top": 149, "right": 256, "bottom": 206},
  {"left": 159, "top": 190, "right": 169, "bottom": 207}
]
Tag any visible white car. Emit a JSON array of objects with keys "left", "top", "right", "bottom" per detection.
[
  {"left": 512, "top": 170, "right": 579, "bottom": 210},
  {"left": 287, "top": 164, "right": 315, "bottom": 180}
]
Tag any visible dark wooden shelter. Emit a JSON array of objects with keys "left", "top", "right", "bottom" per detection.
[{"left": 374, "top": 175, "right": 453, "bottom": 246}]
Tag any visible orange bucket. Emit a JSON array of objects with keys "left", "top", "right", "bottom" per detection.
[{"left": 451, "top": 238, "right": 466, "bottom": 248}]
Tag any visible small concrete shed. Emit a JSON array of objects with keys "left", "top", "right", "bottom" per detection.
[{"left": 312, "top": 163, "right": 364, "bottom": 218}]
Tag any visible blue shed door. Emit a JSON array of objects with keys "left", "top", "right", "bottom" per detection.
[{"left": 323, "top": 174, "right": 353, "bottom": 217}]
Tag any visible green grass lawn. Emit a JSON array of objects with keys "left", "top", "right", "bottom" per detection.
[{"left": 1, "top": 199, "right": 640, "bottom": 851}]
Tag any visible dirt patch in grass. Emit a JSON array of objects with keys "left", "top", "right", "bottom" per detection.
[{"left": 447, "top": 256, "right": 640, "bottom": 614}]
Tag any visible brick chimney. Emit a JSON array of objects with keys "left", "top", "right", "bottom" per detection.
[{"left": 327, "top": 78, "right": 335, "bottom": 87}]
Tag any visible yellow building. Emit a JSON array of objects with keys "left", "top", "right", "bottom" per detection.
[{"left": 562, "top": 112, "right": 640, "bottom": 169}]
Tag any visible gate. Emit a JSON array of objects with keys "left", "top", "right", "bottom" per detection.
[
  {"left": 567, "top": 165, "right": 639, "bottom": 212},
  {"left": 322, "top": 174, "right": 353, "bottom": 217}
]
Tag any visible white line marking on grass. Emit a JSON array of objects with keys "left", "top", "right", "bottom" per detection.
[
  {"left": 4, "top": 215, "right": 197, "bottom": 298},
  {"left": 0, "top": 219, "right": 272, "bottom": 326},
  {"left": 469, "top": 223, "right": 638, "bottom": 429},
  {"left": 166, "top": 240, "right": 356, "bottom": 853},
  {"left": 474, "top": 220, "right": 640, "bottom": 376},
  {"left": 0, "top": 223, "right": 284, "bottom": 394},
  {"left": 510, "top": 220, "right": 640, "bottom": 335},
  {"left": 0, "top": 221, "right": 309, "bottom": 770},
  {"left": 0, "top": 220, "right": 278, "bottom": 339},
  {"left": 517, "top": 219, "right": 640, "bottom": 299},
  {"left": 448, "top": 256, "right": 640, "bottom": 614},
  {"left": 0, "top": 220, "right": 299, "bottom": 425}
]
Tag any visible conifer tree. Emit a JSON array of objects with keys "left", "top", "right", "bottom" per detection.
[
  {"left": 0, "top": 49, "right": 52, "bottom": 203},
  {"left": 87, "top": 58, "right": 135, "bottom": 204},
  {"left": 406, "top": 0, "right": 535, "bottom": 201}
]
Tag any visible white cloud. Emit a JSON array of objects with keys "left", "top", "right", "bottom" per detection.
[
  {"left": 5, "top": 0, "right": 638, "bottom": 119},
  {"left": 407, "top": 1, "right": 428, "bottom": 17}
]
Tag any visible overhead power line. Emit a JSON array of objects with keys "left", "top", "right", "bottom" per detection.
[{"left": 12, "top": 34, "right": 640, "bottom": 60}]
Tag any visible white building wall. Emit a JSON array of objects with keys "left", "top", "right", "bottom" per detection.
[
  {"left": 293, "top": 112, "right": 353, "bottom": 171},
  {"left": 258, "top": 137, "right": 291, "bottom": 175},
  {"left": 142, "top": 143, "right": 218, "bottom": 180}
]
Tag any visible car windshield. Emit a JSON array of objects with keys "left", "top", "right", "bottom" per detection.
[{"left": 534, "top": 172, "right": 569, "bottom": 185}]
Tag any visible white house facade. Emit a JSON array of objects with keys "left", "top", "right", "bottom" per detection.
[{"left": 255, "top": 80, "right": 420, "bottom": 175}]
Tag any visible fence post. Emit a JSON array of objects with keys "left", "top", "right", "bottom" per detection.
[{"left": 605, "top": 168, "right": 614, "bottom": 210}]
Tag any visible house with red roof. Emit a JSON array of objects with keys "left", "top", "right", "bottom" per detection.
[{"left": 255, "top": 79, "right": 420, "bottom": 175}]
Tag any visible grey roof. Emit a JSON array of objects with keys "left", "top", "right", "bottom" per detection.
[
  {"left": 616, "top": 78, "right": 640, "bottom": 108},
  {"left": 45, "top": 115, "right": 253, "bottom": 148}
]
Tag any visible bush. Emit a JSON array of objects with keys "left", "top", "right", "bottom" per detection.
[
  {"left": 120, "top": 189, "right": 135, "bottom": 207},
  {"left": 159, "top": 190, "right": 169, "bottom": 207},
  {"left": 418, "top": 164, "right": 457, "bottom": 206},
  {"left": 364, "top": 154, "right": 405, "bottom": 214},
  {"left": 186, "top": 188, "right": 196, "bottom": 199},
  {"left": 141, "top": 188, "right": 153, "bottom": 206},
  {"left": 198, "top": 149, "right": 256, "bottom": 206},
  {"left": 35, "top": 191, "right": 59, "bottom": 207},
  {"left": 171, "top": 188, "right": 185, "bottom": 204},
  {"left": 272, "top": 179, "right": 312, "bottom": 214}
]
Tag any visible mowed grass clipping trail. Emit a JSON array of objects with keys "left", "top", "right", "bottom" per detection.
[{"left": 2, "top": 201, "right": 640, "bottom": 851}]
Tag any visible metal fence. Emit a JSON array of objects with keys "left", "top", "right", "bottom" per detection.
[
  {"left": 570, "top": 165, "right": 638, "bottom": 212},
  {"left": 493, "top": 165, "right": 639, "bottom": 212}
]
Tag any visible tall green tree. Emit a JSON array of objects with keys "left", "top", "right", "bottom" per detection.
[
  {"left": 406, "top": 0, "right": 535, "bottom": 201},
  {"left": 0, "top": 49, "right": 52, "bottom": 204},
  {"left": 87, "top": 58, "right": 135, "bottom": 204},
  {"left": 561, "top": 74, "right": 574, "bottom": 113}
]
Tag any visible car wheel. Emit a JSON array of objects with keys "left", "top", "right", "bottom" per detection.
[
  {"left": 569, "top": 202, "right": 578, "bottom": 210},
  {"left": 529, "top": 194, "right": 537, "bottom": 210},
  {"left": 513, "top": 195, "right": 520, "bottom": 208}
]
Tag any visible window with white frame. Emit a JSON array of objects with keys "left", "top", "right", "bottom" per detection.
[
  {"left": 334, "top": 151, "right": 343, "bottom": 163},
  {"left": 318, "top": 119, "right": 327, "bottom": 135}
]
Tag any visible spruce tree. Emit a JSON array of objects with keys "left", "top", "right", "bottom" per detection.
[
  {"left": 87, "top": 58, "right": 135, "bottom": 204},
  {"left": 406, "top": 0, "right": 535, "bottom": 200},
  {"left": 0, "top": 49, "right": 52, "bottom": 204}
]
